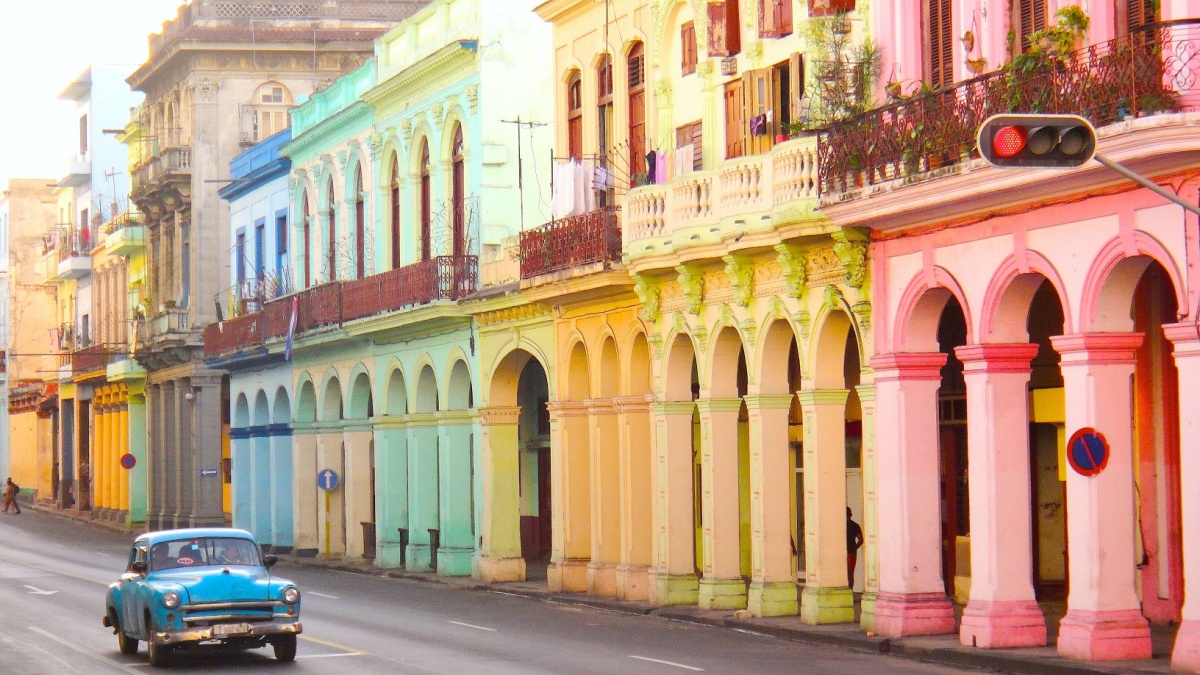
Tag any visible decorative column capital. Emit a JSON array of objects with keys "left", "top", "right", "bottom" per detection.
[
  {"left": 652, "top": 400, "right": 697, "bottom": 416},
  {"left": 695, "top": 397, "right": 743, "bottom": 414},
  {"left": 612, "top": 395, "right": 653, "bottom": 413},
  {"left": 742, "top": 393, "right": 794, "bottom": 411},
  {"left": 1050, "top": 333, "right": 1144, "bottom": 366},
  {"left": 584, "top": 399, "right": 618, "bottom": 415},
  {"left": 869, "top": 352, "right": 947, "bottom": 382},
  {"left": 546, "top": 401, "right": 589, "bottom": 420},
  {"left": 954, "top": 343, "right": 1039, "bottom": 374},
  {"left": 1163, "top": 322, "right": 1200, "bottom": 354},
  {"left": 796, "top": 389, "right": 850, "bottom": 407}
]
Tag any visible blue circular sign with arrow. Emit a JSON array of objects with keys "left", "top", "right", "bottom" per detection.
[
  {"left": 1067, "top": 427, "right": 1109, "bottom": 477},
  {"left": 317, "top": 468, "right": 340, "bottom": 492}
]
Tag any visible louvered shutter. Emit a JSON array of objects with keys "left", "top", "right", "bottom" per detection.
[
  {"left": 709, "top": 2, "right": 730, "bottom": 56},
  {"left": 808, "top": 0, "right": 855, "bottom": 17},
  {"left": 776, "top": 0, "right": 792, "bottom": 36},
  {"left": 788, "top": 52, "right": 804, "bottom": 123},
  {"left": 1016, "top": 0, "right": 1047, "bottom": 53},
  {"left": 926, "top": 0, "right": 953, "bottom": 89},
  {"left": 724, "top": 78, "right": 745, "bottom": 159},
  {"left": 759, "top": 0, "right": 777, "bottom": 38}
]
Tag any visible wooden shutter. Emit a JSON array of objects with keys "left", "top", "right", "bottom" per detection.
[
  {"left": 1015, "top": 0, "right": 1047, "bottom": 54},
  {"left": 710, "top": 0, "right": 742, "bottom": 56},
  {"left": 681, "top": 21, "right": 697, "bottom": 76},
  {"left": 776, "top": 0, "right": 793, "bottom": 37},
  {"left": 724, "top": 78, "right": 745, "bottom": 159},
  {"left": 747, "top": 68, "right": 775, "bottom": 155},
  {"left": 926, "top": 0, "right": 953, "bottom": 89},
  {"left": 759, "top": 0, "right": 777, "bottom": 38},
  {"left": 808, "top": 0, "right": 855, "bottom": 16},
  {"left": 1121, "top": 0, "right": 1157, "bottom": 35},
  {"left": 629, "top": 44, "right": 646, "bottom": 177},
  {"left": 788, "top": 52, "right": 804, "bottom": 124}
]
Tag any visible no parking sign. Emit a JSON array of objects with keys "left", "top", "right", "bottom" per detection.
[{"left": 1067, "top": 427, "right": 1109, "bottom": 477}]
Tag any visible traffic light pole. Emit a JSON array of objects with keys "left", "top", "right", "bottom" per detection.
[{"left": 1093, "top": 154, "right": 1200, "bottom": 218}]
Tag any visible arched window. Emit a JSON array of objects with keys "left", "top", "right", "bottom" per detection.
[
  {"left": 452, "top": 126, "right": 465, "bottom": 258},
  {"left": 326, "top": 179, "right": 336, "bottom": 281},
  {"left": 628, "top": 43, "right": 646, "bottom": 179},
  {"left": 597, "top": 55, "right": 614, "bottom": 205},
  {"left": 354, "top": 166, "right": 365, "bottom": 279},
  {"left": 419, "top": 140, "right": 431, "bottom": 261},
  {"left": 302, "top": 191, "right": 312, "bottom": 288},
  {"left": 566, "top": 71, "right": 583, "bottom": 159},
  {"left": 390, "top": 153, "right": 401, "bottom": 269},
  {"left": 245, "top": 82, "right": 293, "bottom": 143}
]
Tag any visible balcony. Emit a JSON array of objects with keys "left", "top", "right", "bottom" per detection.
[
  {"left": 106, "top": 355, "right": 146, "bottom": 383},
  {"left": 103, "top": 212, "right": 146, "bottom": 257},
  {"left": 53, "top": 230, "right": 94, "bottom": 280},
  {"left": 71, "top": 344, "right": 112, "bottom": 378},
  {"left": 58, "top": 153, "right": 90, "bottom": 188},
  {"left": 147, "top": 308, "right": 191, "bottom": 339},
  {"left": 624, "top": 137, "right": 820, "bottom": 259},
  {"left": 204, "top": 311, "right": 266, "bottom": 357},
  {"left": 519, "top": 207, "right": 621, "bottom": 280},
  {"left": 342, "top": 256, "right": 478, "bottom": 321},
  {"left": 818, "top": 19, "right": 1200, "bottom": 199},
  {"left": 131, "top": 129, "right": 192, "bottom": 212}
]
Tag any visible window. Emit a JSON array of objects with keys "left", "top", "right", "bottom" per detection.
[
  {"left": 681, "top": 21, "right": 697, "bottom": 76},
  {"left": 261, "top": 86, "right": 285, "bottom": 104},
  {"left": 628, "top": 43, "right": 647, "bottom": 178},
  {"left": 708, "top": 0, "right": 741, "bottom": 57},
  {"left": 597, "top": 54, "right": 615, "bottom": 205},
  {"left": 1014, "top": 0, "right": 1048, "bottom": 54},
  {"left": 419, "top": 141, "right": 431, "bottom": 261},
  {"left": 452, "top": 126, "right": 465, "bottom": 258},
  {"left": 235, "top": 231, "right": 246, "bottom": 283},
  {"left": 326, "top": 180, "right": 336, "bottom": 281},
  {"left": 925, "top": 0, "right": 953, "bottom": 89},
  {"left": 390, "top": 154, "right": 401, "bottom": 269},
  {"left": 724, "top": 54, "right": 803, "bottom": 159},
  {"left": 254, "top": 220, "right": 265, "bottom": 281},
  {"left": 243, "top": 83, "right": 292, "bottom": 144},
  {"left": 302, "top": 192, "right": 312, "bottom": 288},
  {"left": 676, "top": 120, "right": 703, "bottom": 173},
  {"left": 354, "top": 167, "right": 365, "bottom": 279},
  {"left": 1119, "top": 0, "right": 1158, "bottom": 36},
  {"left": 567, "top": 72, "right": 583, "bottom": 159},
  {"left": 275, "top": 213, "right": 287, "bottom": 283},
  {"left": 759, "top": 0, "right": 793, "bottom": 39},
  {"left": 78, "top": 115, "right": 88, "bottom": 156},
  {"left": 807, "top": 0, "right": 855, "bottom": 17}
]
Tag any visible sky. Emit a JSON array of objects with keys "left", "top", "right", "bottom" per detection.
[{"left": 0, "top": 0, "right": 184, "bottom": 189}]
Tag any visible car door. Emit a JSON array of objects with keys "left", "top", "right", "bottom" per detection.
[{"left": 119, "top": 545, "right": 147, "bottom": 634}]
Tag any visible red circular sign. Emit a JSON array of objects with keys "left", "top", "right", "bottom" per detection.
[
  {"left": 120, "top": 453, "right": 137, "bottom": 470},
  {"left": 1067, "top": 427, "right": 1109, "bottom": 477}
]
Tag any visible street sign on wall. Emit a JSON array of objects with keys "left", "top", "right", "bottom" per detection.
[
  {"left": 120, "top": 454, "right": 136, "bottom": 470},
  {"left": 1067, "top": 427, "right": 1109, "bottom": 477},
  {"left": 318, "top": 469, "right": 340, "bottom": 492}
]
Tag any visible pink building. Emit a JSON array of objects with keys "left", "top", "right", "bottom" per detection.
[{"left": 820, "top": 0, "right": 1200, "bottom": 668}]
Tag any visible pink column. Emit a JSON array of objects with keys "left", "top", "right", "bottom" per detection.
[
  {"left": 955, "top": 344, "right": 1047, "bottom": 648},
  {"left": 1165, "top": 323, "right": 1200, "bottom": 672},
  {"left": 870, "top": 354, "right": 956, "bottom": 637},
  {"left": 1051, "top": 333, "right": 1151, "bottom": 661}
]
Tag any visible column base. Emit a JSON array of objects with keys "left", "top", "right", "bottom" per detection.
[
  {"left": 473, "top": 554, "right": 526, "bottom": 583},
  {"left": 615, "top": 564, "right": 650, "bottom": 601},
  {"left": 960, "top": 599, "right": 1047, "bottom": 648},
  {"left": 872, "top": 591, "right": 955, "bottom": 636},
  {"left": 375, "top": 541, "right": 404, "bottom": 569},
  {"left": 405, "top": 544, "right": 434, "bottom": 572},
  {"left": 699, "top": 577, "right": 747, "bottom": 610},
  {"left": 587, "top": 561, "right": 618, "bottom": 597},
  {"left": 293, "top": 548, "right": 318, "bottom": 558},
  {"left": 801, "top": 585, "right": 855, "bottom": 625},
  {"left": 1172, "top": 619, "right": 1200, "bottom": 672},
  {"left": 747, "top": 580, "right": 799, "bottom": 617},
  {"left": 548, "top": 558, "right": 589, "bottom": 592},
  {"left": 188, "top": 515, "right": 225, "bottom": 528},
  {"left": 437, "top": 546, "right": 474, "bottom": 576},
  {"left": 859, "top": 592, "right": 877, "bottom": 631},
  {"left": 651, "top": 572, "right": 699, "bottom": 606},
  {"left": 1057, "top": 609, "right": 1151, "bottom": 661}
]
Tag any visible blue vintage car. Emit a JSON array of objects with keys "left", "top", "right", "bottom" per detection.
[{"left": 103, "top": 527, "right": 302, "bottom": 666}]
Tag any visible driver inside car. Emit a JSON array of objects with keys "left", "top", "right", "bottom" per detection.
[{"left": 216, "top": 541, "right": 248, "bottom": 565}]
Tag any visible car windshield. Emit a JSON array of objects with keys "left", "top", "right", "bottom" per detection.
[{"left": 148, "top": 537, "right": 262, "bottom": 571}]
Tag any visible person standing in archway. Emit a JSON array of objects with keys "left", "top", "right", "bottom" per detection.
[{"left": 847, "top": 507, "right": 863, "bottom": 588}]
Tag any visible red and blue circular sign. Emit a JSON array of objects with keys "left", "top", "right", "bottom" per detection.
[
  {"left": 120, "top": 453, "right": 137, "bottom": 470},
  {"left": 1067, "top": 427, "right": 1109, "bottom": 477}
]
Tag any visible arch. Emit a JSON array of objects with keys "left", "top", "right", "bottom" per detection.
[
  {"left": 893, "top": 266, "right": 974, "bottom": 352},
  {"left": 566, "top": 339, "right": 590, "bottom": 401},
  {"left": 598, "top": 335, "right": 619, "bottom": 398},
  {"left": 271, "top": 386, "right": 291, "bottom": 425},
  {"left": 758, "top": 318, "right": 801, "bottom": 394},
  {"left": 663, "top": 331, "right": 697, "bottom": 401},
  {"left": 252, "top": 390, "right": 270, "bottom": 427},
  {"left": 810, "top": 309, "right": 858, "bottom": 389},
  {"left": 488, "top": 345, "right": 552, "bottom": 407},
  {"left": 1081, "top": 233, "right": 1186, "bottom": 332},
  {"left": 299, "top": 186, "right": 314, "bottom": 288},
  {"left": 565, "top": 68, "right": 583, "bottom": 158},
  {"left": 446, "top": 359, "right": 473, "bottom": 411},
  {"left": 347, "top": 369, "right": 373, "bottom": 420},
  {"left": 449, "top": 121, "right": 467, "bottom": 257},
  {"left": 295, "top": 378, "right": 317, "bottom": 425},
  {"left": 352, "top": 160, "right": 367, "bottom": 279},
  {"left": 324, "top": 176, "right": 337, "bottom": 281},
  {"left": 705, "top": 324, "right": 746, "bottom": 398},
  {"left": 625, "top": 40, "right": 647, "bottom": 178},
  {"left": 384, "top": 363, "right": 408, "bottom": 416},
  {"left": 626, "top": 331, "right": 652, "bottom": 396},
  {"left": 416, "top": 134, "right": 433, "bottom": 261},
  {"left": 981, "top": 252, "right": 1073, "bottom": 342},
  {"left": 387, "top": 147, "right": 402, "bottom": 270},
  {"left": 319, "top": 371, "right": 343, "bottom": 422},
  {"left": 415, "top": 364, "right": 439, "bottom": 413},
  {"left": 233, "top": 392, "right": 251, "bottom": 428},
  {"left": 252, "top": 81, "right": 293, "bottom": 106}
]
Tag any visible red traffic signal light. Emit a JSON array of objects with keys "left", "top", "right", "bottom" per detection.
[{"left": 977, "top": 114, "right": 1097, "bottom": 169}]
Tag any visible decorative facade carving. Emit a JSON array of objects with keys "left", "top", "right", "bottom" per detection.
[
  {"left": 464, "top": 84, "right": 479, "bottom": 114},
  {"left": 676, "top": 264, "right": 705, "bottom": 315},
  {"left": 195, "top": 77, "right": 217, "bottom": 104},
  {"left": 722, "top": 254, "right": 754, "bottom": 307},
  {"left": 851, "top": 301, "right": 872, "bottom": 332},
  {"left": 775, "top": 243, "right": 807, "bottom": 298},
  {"left": 823, "top": 284, "right": 846, "bottom": 312},
  {"left": 634, "top": 274, "right": 662, "bottom": 323},
  {"left": 796, "top": 309, "right": 812, "bottom": 340},
  {"left": 806, "top": 247, "right": 844, "bottom": 286},
  {"left": 431, "top": 101, "right": 444, "bottom": 124},
  {"left": 832, "top": 232, "right": 868, "bottom": 289}
]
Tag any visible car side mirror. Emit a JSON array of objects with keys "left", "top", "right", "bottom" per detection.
[
  {"left": 131, "top": 561, "right": 148, "bottom": 574},
  {"left": 263, "top": 555, "right": 278, "bottom": 568}
]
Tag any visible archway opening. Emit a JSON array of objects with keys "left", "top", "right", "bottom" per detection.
[
  {"left": 517, "top": 357, "right": 552, "bottom": 573},
  {"left": 936, "top": 298, "right": 968, "bottom": 600}
]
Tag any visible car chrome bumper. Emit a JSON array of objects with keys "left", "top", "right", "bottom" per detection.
[{"left": 153, "top": 620, "right": 302, "bottom": 645}]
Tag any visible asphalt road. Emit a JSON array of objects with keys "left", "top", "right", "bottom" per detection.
[{"left": 0, "top": 509, "right": 973, "bottom": 674}]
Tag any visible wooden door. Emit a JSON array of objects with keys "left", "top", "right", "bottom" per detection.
[{"left": 724, "top": 79, "right": 745, "bottom": 159}]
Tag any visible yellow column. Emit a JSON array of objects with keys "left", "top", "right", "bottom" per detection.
[{"left": 97, "top": 404, "right": 109, "bottom": 511}]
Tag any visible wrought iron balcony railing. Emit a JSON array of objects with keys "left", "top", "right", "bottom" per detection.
[
  {"left": 518, "top": 206, "right": 621, "bottom": 279},
  {"left": 818, "top": 19, "right": 1200, "bottom": 196}
]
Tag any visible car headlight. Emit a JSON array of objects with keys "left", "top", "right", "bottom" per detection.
[
  {"left": 163, "top": 591, "right": 180, "bottom": 609},
  {"left": 282, "top": 586, "right": 300, "bottom": 604}
]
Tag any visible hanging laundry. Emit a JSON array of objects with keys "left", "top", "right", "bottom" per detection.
[
  {"left": 655, "top": 150, "right": 667, "bottom": 184},
  {"left": 645, "top": 152, "right": 656, "bottom": 185},
  {"left": 593, "top": 164, "right": 613, "bottom": 190},
  {"left": 552, "top": 159, "right": 577, "bottom": 219},
  {"left": 578, "top": 158, "right": 595, "bottom": 214},
  {"left": 750, "top": 114, "right": 768, "bottom": 136}
]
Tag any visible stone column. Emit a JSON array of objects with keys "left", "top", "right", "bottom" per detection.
[
  {"left": 548, "top": 401, "right": 591, "bottom": 592},
  {"left": 745, "top": 393, "right": 798, "bottom": 617},
  {"left": 587, "top": 399, "right": 621, "bottom": 596},
  {"left": 407, "top": 413, "right": 440, "bottom": 570},
  {"left": 230, "top": 426, "right": 253, "bottom": 532},
  {"left": 615, "top": 395, "right": 653, "bottom": 601},
  {"left": 253, "top": 427, "right": 273, "bottom": 542},
  {"left": 343, "top": 422, "right": 374, "bottom": 559},
  {"left": 1165, "top": 323, "right": 1200, "bottom": 672},
  {"left": 95, "top": 404, "right": 108, "bottom": 514},
  {"left": 437, "top": 410, "right": 477, "bottom": 576},
  {"left": 145, "top": 385, "right": 162, "bottom": 529},
  {"left": 316, "top": 422, "right": 347, "bottom": 557},
  {"left": 474, "top": 406, "right": 524, "bottom": 582},
  {"left": 696, "top": 397, "right": 747, "bottom": 610},
  {"left": 163, "top": 381, "right": 179, "bottom": 527},
  {"left": 190, "top": 375, "right": 224, "bottom": 527},
  {"left": 372, "top": 416, "right": 409, "bottom": 569},
  {"left": 128, "top": 391, "right": 147, "bottom": 526},
  {"left": 269, "top": 425, "right": 294, "bottom": 552},
  {"left": 118, "top": 402, "right": 131, "bottom": 522},
  {"left": 1051, "top": 333, "right": 1151, "bottom": 661},
  {"left": 856, "top": 384, "right": 880, "bottom": 630},
  {"left": 291, "top": 425, "right": 319, "bottom": 556},
  {"left": 797, "top": 389, "right": 853, "bottom": 624},
  {"left": 955, "top": 343, "right": 1046, "bottom": 648},
  {"left": 870, "top": 354, "right": 955, "bottom": 636},
  {"left": 650, "top": 401, "right": 699, "bottom": 606}
]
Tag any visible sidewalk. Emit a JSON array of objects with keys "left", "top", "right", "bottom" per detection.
[{"left": 277, "top": 553, "right": 1176, "bottom": 675}]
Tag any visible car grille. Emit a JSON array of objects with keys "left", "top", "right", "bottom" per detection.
[{"left": 182, "top": 601, "right": 281, "bottom": 625}]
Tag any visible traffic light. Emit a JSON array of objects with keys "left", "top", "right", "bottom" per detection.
[{"left": 976, "top": 114, "right": 1097, "bottom": 169}]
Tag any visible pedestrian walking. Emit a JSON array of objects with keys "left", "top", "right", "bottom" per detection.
[
  {"left": 3, "top": 478, "right": 21, "bottom": 514},
  {"left": 846, "top": 507, "right": 862, "bottom": 587}
]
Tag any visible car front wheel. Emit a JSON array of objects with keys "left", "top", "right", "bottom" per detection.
[
  {"left": 146, "top": 618, "right": 169, "bottom": 667},
  {"left": 117, "top": 630, "right": 138, "bottom": 655},
  {"left": 272, "top": 634, "right": 297, "bottom": 662}
]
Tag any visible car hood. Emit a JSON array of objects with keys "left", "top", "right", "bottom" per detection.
[{"left": 153, "top": 567, "right": 277, "bottom": 604}]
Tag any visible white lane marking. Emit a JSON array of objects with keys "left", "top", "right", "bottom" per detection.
[
  {"left": 23, "top": 585, "right": 58, "bottom": 595},
  {"left": 448, "top": 620, "right": 496, "bottom": 632},
  {"left": 307, "top": 591, "right": 339, "bottom": 599},
  {"left": 628, "top": 655, "right": 704, "bottom": 671},
  {"left": 296, "top": 653, "right": 363, "bottom": 659},
  {"left": 27, "top": 626, "right": 142, "bottom": 673}
]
